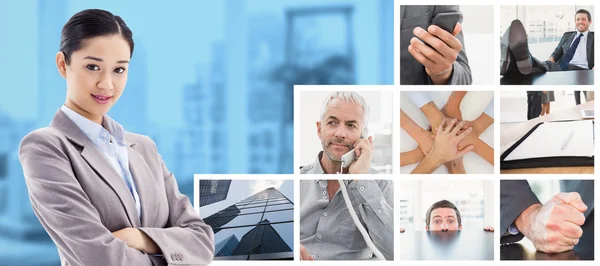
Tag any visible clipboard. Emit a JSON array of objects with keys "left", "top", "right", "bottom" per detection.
[{"left": 500, "top": 120, "right": 595, "bottom": 169}]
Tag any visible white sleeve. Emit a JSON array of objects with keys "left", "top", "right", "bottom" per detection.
[{"left": 405, "top": 92, "right": 433, "bottom": 108}]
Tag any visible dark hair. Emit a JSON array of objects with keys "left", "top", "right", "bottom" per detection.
[
  {"left": 425, "top": 200, "right": 462, "bottom": 227},
  {"left": 60, "top": 9, "right": 134, "bottom": 65},
  {"left": 576, "top": 9, "right": 592, "bottom": 21}
]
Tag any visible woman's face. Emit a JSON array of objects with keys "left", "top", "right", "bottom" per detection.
[{"left": 57, "top": 35, "right": 130, "bottom": 123}]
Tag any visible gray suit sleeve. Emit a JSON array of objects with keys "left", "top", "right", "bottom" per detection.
[
  {"left": 550, "top": 33, "right": 569, "bottom": 62},
  {"left": 19, "top": 131, "right": 157, "bottom": 266},
  {"left": 137, "top": 138, "right": 215, "bottom": 265},
  {"left": 353, "top": 180, "right": 394, "bottom": 260},
  {"left": 500, "top": 180, "right": 540, "bottom": 244},
  {"left": 431, "top": 5, "right": 472, "bottom": 85}
]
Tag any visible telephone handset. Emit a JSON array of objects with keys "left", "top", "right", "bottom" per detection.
[
  {"left": 341, "top": 128, "right": 369, "bottom": 169},
  {"left": 334, "top": 129, "right": 385, "bottom": 260}
]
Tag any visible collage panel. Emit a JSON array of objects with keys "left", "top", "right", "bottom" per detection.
[
  {"left": 500, "top": 179, "right": 594, "bottom": 260},
  {"left": 499, "top": 90, "right": 594, "bottom": 174},
  {"left": 398, "top": 179, "right": 495, "bottom": 260},
  {"left": 399, "top": 5, "right": 494, "bottom": 85},
  {"left": 195, "top": 178, "right": 294, "bottom": 260},
  {"left": 500, "top": 5, "right": 595, "bottom": 85},
  {"left": 400, "top": 91, "right": 495, "bottom": 174},
  {"left": 296, "top": 88, "right": 394, "bottom": 174},
  {"left": 299, "top": 179, "right": 394, "bottom": 261}
]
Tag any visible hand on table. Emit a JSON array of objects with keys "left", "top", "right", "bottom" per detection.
[{"left": 515, "top": 192, "right": 587, "bottom": 253}]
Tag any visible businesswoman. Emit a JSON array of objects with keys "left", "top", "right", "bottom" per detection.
[{"left": 19, "top": 9, "right": 214, "bottom": 266}]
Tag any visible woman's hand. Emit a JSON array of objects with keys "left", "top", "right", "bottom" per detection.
[{"left": 113, "top": 228, "right": 161, "bottom": 254}]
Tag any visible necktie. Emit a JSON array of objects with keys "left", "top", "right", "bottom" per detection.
[{"left": 560, "top": 33, "right": 584, "bottom": 70}]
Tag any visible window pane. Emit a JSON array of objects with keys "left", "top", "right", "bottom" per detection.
[
  {"left": 208, "top": 213, "right": 262, "bottom": 228},
  {"left": 265, "top": 204, "right": 293, "bottom": 212},
  {"left": 261, "top": 210, "right": 294, "bottom": 223},
  {"left": 213, "top": 225, "right": 256, "bottom": 256},
  {"left": 239, "top": 205, "right": 266, "bottom": 214},
  {"left": 239, "top": 201, "right": 267, "bottom": 208},
  {"left": 250, "top": 222, "right": 294, "bottom": 255},
  {"left": 268, "top": 198, "right": 290, "bottom": 204}
]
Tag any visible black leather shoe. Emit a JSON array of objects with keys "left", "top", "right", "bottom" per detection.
[
  {"left": 508, "top": 20, "right": 532, "bottom": 75},
  {"left": 500, "top": 28, "right": 511, "bottom": 75}
]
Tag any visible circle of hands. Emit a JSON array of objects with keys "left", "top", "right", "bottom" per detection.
[{"left": 402, "top": 97, "right": 494, "bottom": 174}]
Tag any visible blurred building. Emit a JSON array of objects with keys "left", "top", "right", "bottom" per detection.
[
  {"left": 198, "top": 180, "right": 232, "bottom": 207},
  {"left": 203, "top": 187, "right": 293, "bottom": 260},
  {"left": 37, "top": 0, "right": 66, "bottom": 127},
  {"left": 215, "top": 235, "right": 239, "bottom": 256},
  {"left": 108, "top": 43, "right": 149, "bottom": 134}
]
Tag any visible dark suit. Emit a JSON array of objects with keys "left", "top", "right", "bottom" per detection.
[
  {"left": 526, "top": 91, "right": 542, "bottom": 120},
  {"left": 550, "top": 31, "right": 594, "bottom": 69},
  {"left": 399, "top": 5, "right": 472, "bottom": 85},
  {"left": 500, "top": 180, "right": 594, "bottom": 244}
]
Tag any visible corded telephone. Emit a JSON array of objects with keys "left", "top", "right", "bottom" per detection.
[
  {"left": 335, "top": 127, "right": 386, "bottom": 260},
  {"left": 340, "top": 128, "right": 369, "bottom": 171}
]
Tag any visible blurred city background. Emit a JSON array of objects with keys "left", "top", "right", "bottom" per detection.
[
  {"left": 500, "top": 5, "right": 594, "bottom": 60},
  {"left": 198, "top": 179, "right": 293, "bottom": 260},
  {"left": 0, "top": 0, "right": 392, "bottom": 264}
]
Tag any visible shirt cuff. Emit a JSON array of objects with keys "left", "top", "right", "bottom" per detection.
[
  {"left": 508, "top": 223, "right": 520, "bottom": 235},
  {"left": 405, "top": 92, "right": 433, "bottom": 109}
]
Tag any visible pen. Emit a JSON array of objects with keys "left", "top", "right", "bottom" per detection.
[{"left": 561, "top": 130, "right": 574, "bottom": 150}]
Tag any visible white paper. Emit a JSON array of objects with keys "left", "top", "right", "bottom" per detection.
[{"left": 504, "top": 120, "right": 594, "bottom": 161}]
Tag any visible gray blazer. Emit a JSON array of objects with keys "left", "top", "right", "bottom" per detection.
[
  {"left": 500, "top": 180, "right": 594, "bottom": 244},
  {"left": 19, "top": 110, "right": 215, "bottom": 266},
  {"left": 551, "top": 31, "right": 594, "bottom": 69},
  {"left": 399, "top": 5, "right": 472, "bottom": 85}
]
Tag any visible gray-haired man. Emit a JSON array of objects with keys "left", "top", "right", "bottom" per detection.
[{"left": 300, "top": 91, "right": 379, "bottom": 174}]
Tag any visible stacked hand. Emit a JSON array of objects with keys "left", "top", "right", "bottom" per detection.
[{"left": 427, "top": 119, "right": 474, "bottom": 164}]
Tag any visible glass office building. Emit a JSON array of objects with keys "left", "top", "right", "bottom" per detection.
[
  {"left": 202, "top": 187, "right": 293, "bottom": 260},
  {"left": 198, "top": 180, "right": 232, "bottom": 207}
]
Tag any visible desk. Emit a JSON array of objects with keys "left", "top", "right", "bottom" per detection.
[
  {"left": 500, "top": 101, "right": 595, "bottom": 174},
  {"left": 501, "top": 69, "right": 594, "bottom": 85},
  {"left": 501, "top": 211, "right": 594, "bottom": 260},
  {"left": 399, "top": 230, "right": 494, "bottom": 260}
]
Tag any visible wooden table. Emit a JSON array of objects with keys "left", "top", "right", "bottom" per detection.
[{"left": 500, "top": 101, "right": 595, "bottom": 174}]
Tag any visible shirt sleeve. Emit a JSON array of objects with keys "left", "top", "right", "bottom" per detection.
[
  {"left": 405, "top": 92, "right": 433, "bottom": 109},
  {"left": 351, "top": 180, "right": 394, "bottom": 260}
]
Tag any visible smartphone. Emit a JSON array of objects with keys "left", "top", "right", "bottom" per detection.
[
  {"left": 419, "top": 12, "right": 461, "bottom": 51},
  {"left": 341, "top": 128, "right": 369, "bottom": 168},
  {"left": 431, "top": 12, "right": 461, "bottom": 34}
]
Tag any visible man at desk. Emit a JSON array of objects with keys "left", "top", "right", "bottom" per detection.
[
  {"left": 501, "top": 9, "right": 594, "bottom": 76},
  {"left": 425, "top": 200, "right": 494, "bottom": 232},
  {"left": 501, "top": 180, "right": 594, "bottom": 253}
]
